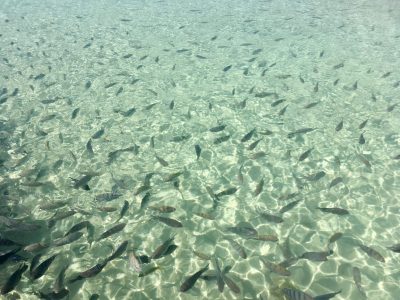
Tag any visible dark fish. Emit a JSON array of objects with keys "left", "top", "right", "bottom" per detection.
[
  {"left": 144, "top": 172, "right": 154, "bottom": 185},
  {"left": 224, "top": 238, "right": 247, "bottom": 259},
  {"left": 387, "top": 243, "right": 400, "bottom": 253},
  {"left": 329, "top": 177, "right": 343, "bottom": 189},
  {"left": 241, "top": 128, "right": 256, "bottom": 142},
  {"left": 314, "top": 290, "right": 341, "bottom": 300},
  {"left": 116, "top": 87, "right": 123, "bottom": 96},
  {"left": 72, "top": 174, "right": 93, "bottom": 190},
  {"left": 150, "top": 136, "right": 155, "bottom": 148},
  {"left": 216, "top": 187, "right": 237, "bottom": 197},
  {"left": 387, "top": 103, "right": 397, "bottom": 112},
  {"left": 271, "top": 99, "right": 286, "bottom": 107},
  {"left": 164, "top": 172, "right": 183, "bottom": 182},
  {"left": 237, "top": 165, "right": 244, "bottom": 184},
  {"left": 254, "top": 178, "right": 264, "bottom": 196},
  {"left": 209, "top": 124, "right": 226, "bottom": 132},
  {"left": 214, "top": 258, "right": 224, "bottom": 292},
  {"left": 223, "top": 65, "right": 232, "bottom": 72},
  {"left": 149, "top": 206, "right": 176, "bottom": 213},
  {"left": 171, "top": 134, "right": 191, "bottom": 142},
  {"left": 106, "top": 240, "right": 128, "bottom": 262},
  {"left": 214, "top": 135, "right": 231, "bottom": 144},
  {"left": 313, "top": 83, "right": 319, "bottom": 93},
  {"left": 359, "top": 244, "right": 385, "bottom": 262},
  {"left": 97, "top": 206, "right": 117, "bottom": 212},
  {"left": 155, "top": 155, "right": 169, "bottom": 167},
  {"left": 359, "top": 119, "right": 368, "bottom": 129},
  {"left": 39, "top": 201, "right": 68, "bottom": 211},
  {"left": 0, "top": 237, "right": 21, "bottom": 247},
  {"left": 97, "top": 223, "right": 126, "bottom": 241},
  {"left": 358, "top": 154, "right": 372, "bottom": 168},
  {"left": 69, "top": 261, "right": 107, "bottom": 283},
  {"left": 38, "top": 289, "right": 69, "bottom": 300},
  {"left": 207, "top": 186, "right": 219, "bottom": 209},
  {"left": 95, "top": 191, "right": 122, "bottom": 202},
  {"left": 116, "top": 200, "right": 129, "bottom": 222},
  {"left": 120, "top": 107, "right": 136, "bottom": 117},
  {"left": 287, "top": 128, "right": 315, "bottom": 138},
  {"left": 151, "top": 236, "right": 175, "bottom": 259},
  {"left": 195, "top": 144, "right": 201, "bottom": 160},
  {"left": 48, "top": 210, "right": 76, "bottom": 228},
  {"left": 105, "top": 82, "right": 118, "bottom": 88},
  {"left": 317, "top": 207, "right": 349, "bottom": 215},
  {"left": 226, "top": 226, "right": 257, "bottom": 238},
  {"left": 0, "top": 248, "right": 21, "bottom": 265},
  {"left": 222, "top": 272, "right": 240, "bottom": 294},
  {"left": 0, "top": 216, "right": 41, "bottom": 232},
  {"left": 48, "top": 265, "right": 68, "bottom": 295},
  {"left": 92, "top": 128, "right": 105, "bottom": 139},
  {"left": 283, "top": 288, "right": 313, "bottom": 300},
  {"left": 86, "top": 139, "right": 94, "bottom": 156},
  {"left": 248, "top": 138, "right": 262, "bottom": 150},
  {"left": 382, "top": 71, "right": 391, "bottom": 78},
  {"left": 260, "top": 213, "right": 283, "bottom": 223},
  {"left": 180, "top": 264, "right": 209, "bottom": 292},
  {"left": 169, "top": 100, "right": 174, "bottom": 109},
  {"left": 335, "top": 120, "right": 343, "bottom": 132},
  {"left": 249, "top": 234, "right": 278, "bottom": 242},
  {"left": 255, "top": 91, "right": 278, "bottom": 98},
  {"left": 34, "top": 73, "right": 45, "bottom": 80},
  {"left": 193, "top": 212, "right": 215, "bottom": 220},
  {"left": 193, "top": 250, "right": 211, "bottom": 261},
  {"left": 53, "top": 232, "right": 83, "bottom": 247},
  {"left": 353, "top": 267, "right": 366, "bottom": 297},
  {"left": 319, "top": 50, "right": 324, "bottom": 57},
  {"left": 1, "top": 263, "right": 28, "bottom": 295},
  {"left": 343, "top": 81, "right": 358, "bottom": 91},
  {"left": 278, "top": 104, "right": 289, "bottom": 116},
  {"left": 85, "top": 81, "right": 91, "bottom": 89},
  {"left": 328, "top": 232, "right": 343, "bottom": 244},
  {"left": 153, "top": 216, "right": 183, "bottom": 228},
  {"left": 300, "top": 250, "right": 333, "bottom": 261},
  {"left": 359, "top": 132, "right": 365, "bottom": 144},
  {"left": 65, "top": 221, "right": 91, "bottom": 236},
  {"left": 138, "top": 265, "right": 160, "bottom": 277},
  {"left": 30, "top": 254, "right": 42, "bottom": 274},
  {"left": 306, "top": 171, "right": 326, "bottom": 181},
  {"left": 31, "top": 254, "right": 57, "bottom": 280},
  {"left": 333, "top": 62, "right": 344, "bottom": 69},
  {"left": 200, "top": 265, "right": 232, "bottom": 281},
  {"left": 299, "top": 148, "right": 313, "bottom": 161},
  {"left": 279, "top": 200, "right": 301, "bottom": 214},
  {"left": 260, "top": 257, "right": 290, "bottom": 276},
  {"left": 140, "top": 192, "right": 151, "bottom": 210}
]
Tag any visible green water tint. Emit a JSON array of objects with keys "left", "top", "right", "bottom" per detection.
[{"left": 1, "top": 0, "right": 400, "bottom": 299}]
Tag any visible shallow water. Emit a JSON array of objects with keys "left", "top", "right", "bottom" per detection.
[{"left": 0, "top": 0, "right": 400, "bottom": 299}]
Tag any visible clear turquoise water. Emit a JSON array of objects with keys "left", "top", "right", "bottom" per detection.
[{"left": 0, "top": 0, "right": 400, "bottom": 299}]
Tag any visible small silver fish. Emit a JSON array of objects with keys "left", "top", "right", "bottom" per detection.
[
  {"left": 128, "top": 250, "right": 142, "bottom": 273},
  {"left": 359, "top": 244, "right": 385, "bottom": 263},
  {"left": 353, "top": 266, "right": 366, "bottom": 297}
]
